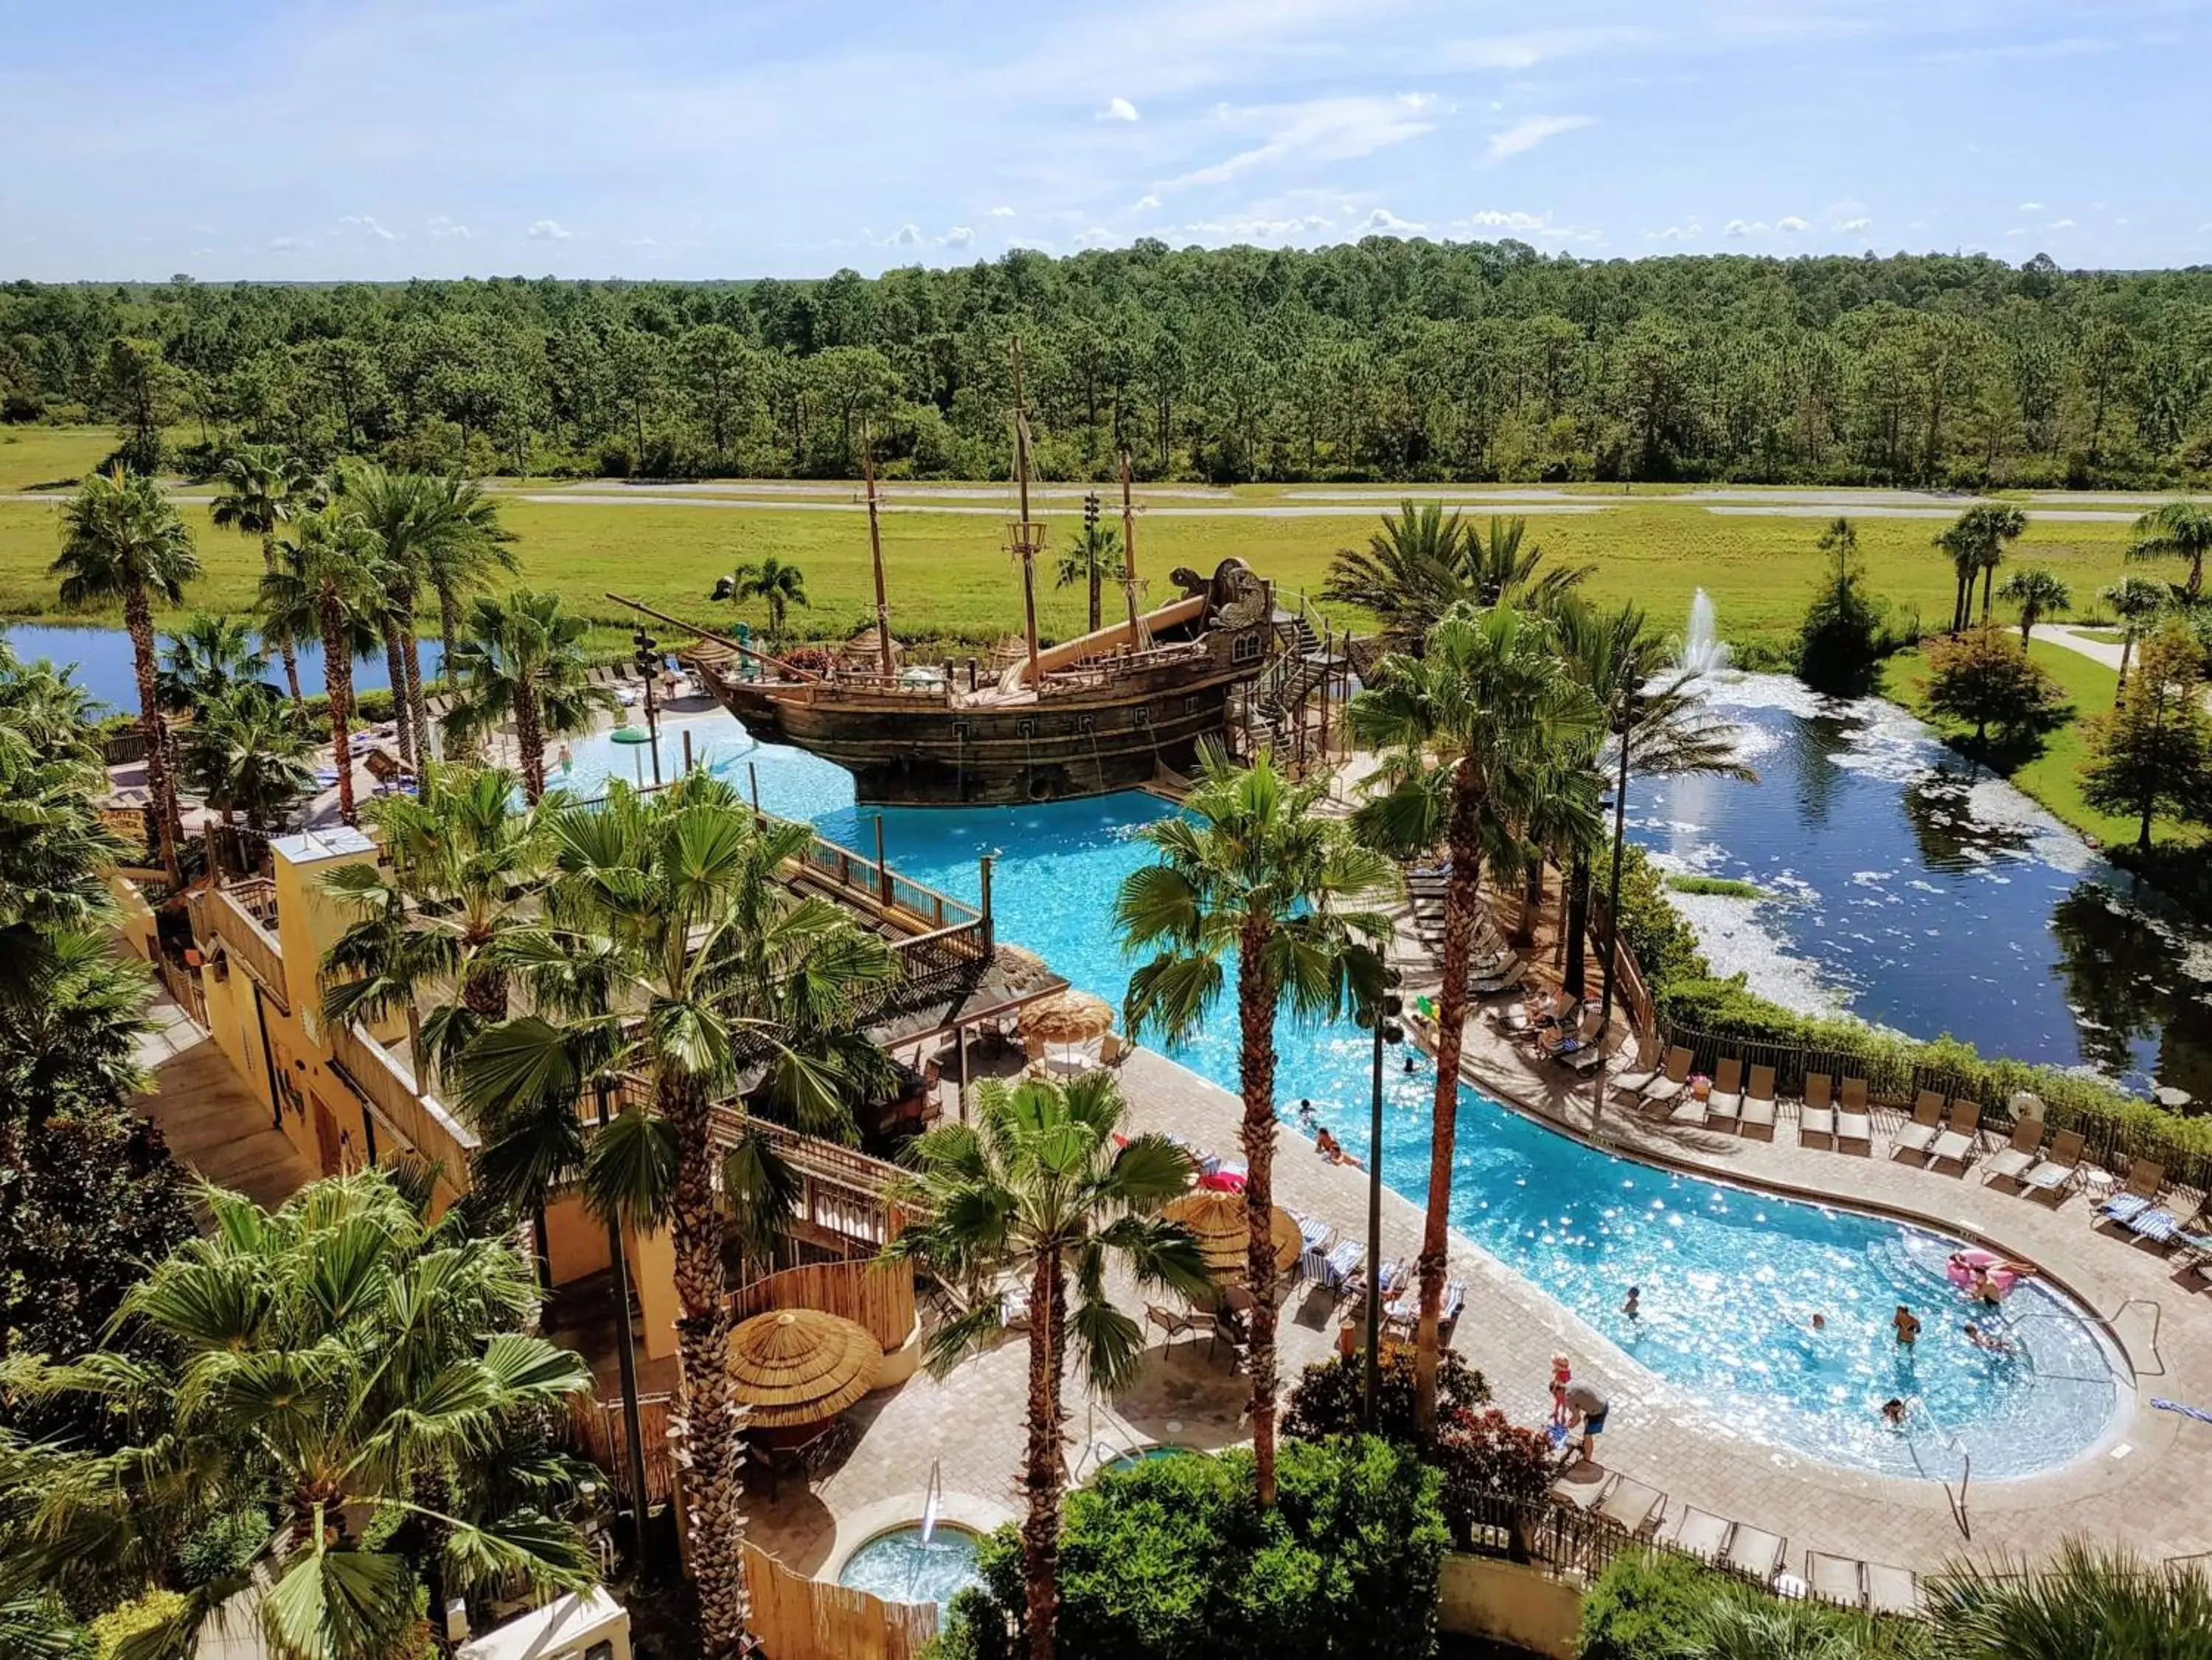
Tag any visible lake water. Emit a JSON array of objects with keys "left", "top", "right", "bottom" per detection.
[
  {"left": 1635, "top": 674, "right": 2212, "bottom": 1103},
  {"left": 2, "top": 622, "right": 446, "bottom": 714}
]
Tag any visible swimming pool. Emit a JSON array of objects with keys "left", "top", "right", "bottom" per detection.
[
  {"left": 563, "top": 713, "right": 2127, "bottom": 1481},
  {"left": 836, "top": 1524, "right": 982, "bottom": 1613}
]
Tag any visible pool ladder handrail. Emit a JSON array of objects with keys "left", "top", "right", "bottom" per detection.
[
  {"left": 920, "top": 1458, "right": 942, "bottom": 1549},
  {"left": 2005, "top": 1293, "right": 2165, "bottom": 1378},
  {"left": 1904, "top": 1401, "right": 1973, "bottom": 1541}
]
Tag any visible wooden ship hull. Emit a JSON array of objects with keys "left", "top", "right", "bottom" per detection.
[{"left": 680, "top": 563, "right": 1279, "bottom": 806}]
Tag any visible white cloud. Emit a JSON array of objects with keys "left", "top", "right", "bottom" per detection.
[
  {"left": 1776, "top": 215, "right": 1809, "bottom": 232},
  {"left": 1837, "top": 216, "right": 1873, "bottom": 233},
  {"left": 891, "top": 223, "right": 922, "bottom": 245},
  {"left": 1161, "top": 93, "right": 1439, "bottom": 191},
  {"left": 1102, "top": 96, "right": 1140, "bottom": 122},
  {"left": 1180, "top": 212, "right": 1335, "bottom": 243},
  {"left": 427, "top": 215, "right": 471, "bottom": 240},
  {"left": 338, "top": 214, "right": 401, "bottom": 242},
  {"left": 989, "top": 205, "right": 1017, "bottom": 217},
  {"left": 2048, "top": 217, "right": 2076, "bottom": 229},
  {"left": 268, "top": 236, "right": 307, "bottom": 252},
  {"left": 1722, "top": 217, "right": 1768, "bottom": 238},
  {"left": 1133, "top": 193, "right": 1162, "bottom": 211},
  {"left": 1646, "top": 217, "right": 1703, "bottom": 242},
  {"left": 1484, "top": 114, "right": 1593, "bottom": 164},
  {"left": 2018, "top": 200, "right": 2044, "bottom": 212},
  {"left": 526, "top": 218, "right": 575, "bottom": 240},
  {"left": 1006, "top": 235, "right": 1054, "bottom": 251},
  {"left": 1465, "top": 210, "right": 1548, "bottom": 231},
  {"left": 1359, "top": 208, "right": 1425, "bottom": 234},
  {"left": 941, "top": 226, "right": 975, "bottom": 248},
  {"left": 1441, "top": 26, "right": 1649, "bottom": 69}
]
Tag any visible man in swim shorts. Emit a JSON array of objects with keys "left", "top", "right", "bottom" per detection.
[
  {"left": 1565, "top": 1378, "right": 1610, "bottom": 1460},
  {"left": 1893, "top": 1305, "right": 1921, "bottom": 1346}
]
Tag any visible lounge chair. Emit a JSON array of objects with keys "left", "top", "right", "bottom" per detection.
[
  {"left": 1145, "top": 1302, "right": 1196, "bottom": 1345},
  {"left": 1891, "top": 1091, "right": 1945, "bottom": 1160},
  {"left": 1836, "top": 1077, "right": 1873, "bottom": 1152},
  {"left": 1863, "top": 1561, "right": 1924, "bottom": 1616},
  {"left": 2120, "top": 1157, "right": 2166, "bottom": 1200},
  {"left": 2127, "top": 1207, "right": 2204, "bottom": 1247},
  {"left": 1562, "top": 1025, "right": 1613, "bottom": 1073},
  {"left": 1317, "top": 1239, "right": 1364, "bottom": 1292},
  {"left": 1930, "top": 1100, "right": 1983, "bottom": 1171},
  {"left": 1740, "top": 1065, "right": 1778, "bottom": 1139},
  {"left": 1658, "top": 1504, "right": 1732, "bottom": 1560},
  {"left": 1981, "top": 1119, "right": 2045, "bottom": 1186},
  {"left": 1594, "top": 1476, "right": 1664, "bottom": 1535},
  {"left": 1638, "top": 1047, "right": 1694, "bottom": 1108},
  {"left": 1551, "top": 1468, "right": 1612, "bottom": 1513},
  {"left": 1806, "top": 1551, "right": 1866, "bottom": 1608},
  {"left": 2100, "top": 1193, "right": 2156, "bottom": 1227},
  {"left": 2024, "top": 1128, "right": 2085, "bottom": 1197},
  {"left": 1704, "top": 1058, "right": 1745, "bottom": 1129},
  {"left": 1725, "top": 1523, "right": 1786, "bottom": 1583},
  {"left": 1610, "top": 1047, "right": 1676, "bottom": 1098},
  {"left": 1798, "top": 1073, "right": 1834, "bottom": 1148}
]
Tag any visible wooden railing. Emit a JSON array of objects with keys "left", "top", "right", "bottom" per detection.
[
  {"left": 153, "top": 951, "right": 208, "bottom": 1028},
  {"left": 730, "top": 1258, "right": 917, "bottom": 1353},
  {"left": 205, "top": 879, "right": 290, "bottom": 1011},
  {"left": 328, "top": 1020, "right": 479, "bottom": 1173},
  {"left": 716, "top": 1111, "right": 908, "bottom": 1249},
  {"left": 568, "top": 1390, "right": 675, "bottom": 1510},
  {"left": 742, "top": 1541, "right": 938, "bottom": 1660}
]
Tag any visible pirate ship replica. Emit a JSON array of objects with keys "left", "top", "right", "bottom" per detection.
[{"left": 616, "top": 343, "right": 1284, "bottom": 806}]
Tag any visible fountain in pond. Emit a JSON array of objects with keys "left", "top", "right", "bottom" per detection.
[{"left": 1682, "top": 588, "right": 1733, "bottom": 675}]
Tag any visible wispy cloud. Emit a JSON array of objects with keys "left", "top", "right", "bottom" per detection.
[
  {"left": 1133, "top": 193, "right": 1161, "bottom": 211},
  {"left": 1722, "top": 217, "right": 1767, "bottom": 238},
  {"left": 1776, "top": 215, "right": 1809, "bottom": 232},
  {"left": 1838, "top": 216, "right": 1873, "bottom": 233},
  {"left": 428, "top": 215, "right": 471, "bottom": 240},
  {"left": 526, "top": 218, "right": 575, "bottom": 240},
  {"left": 1100, "top": 96, "right": 1139, "bottom": 122},
  {"left": 1359, "top": 207, "right": 1425, "bottom": 234},
  {"left": 338, "top": 214, "right": 401, "bottom": 242},
  {"left": 1161, "top": 93, "right": 1439, "bottom": 192},
  {"left": 1484, "top": 114, "right": 1593, "bottom": 164},
  {"left": 1646, "top": 217, "right": 1703, "bottom": 242},
  {"left": 989, "top": 205, "right": 1017, "bottom": 218},
  {"left": 941, "top": 225, "right": 975, "bottom": 248},
  {"left": 1439, "top": 26, "right": 1649, "bottom": 70}
]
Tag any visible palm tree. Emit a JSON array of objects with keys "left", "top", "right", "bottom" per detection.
[
  {"left": 177, "top": 685, "right": 316, "bottom": 834},
  {"left": 1933, "top": 503, "right": 2028, "bottom": 630},
  {"left": 51, "top": 466, "right": 201, "bottom": 885},
  {"left": 1116, "top": 745, "right": 1396, "bottom": 1507},
  {"left": 209, "top": 443, "right": 316, "bottom": 705},
  {"left": 157, "top": 612, "right": 273, "bottom": 713},
  {"left": 1054, "top": 520, "right": 1124, "bottom": 634},
  {"left": 321, "top": 762, "right": 551, "bottom": 1088},
  {"left": 1923, "top": 1539, "right": 2212, "bottom": 1659},
  {"left": 713, "top": 556, "right": 810, "bottom": 641},
  {"left": 260, "top": 507, "right": 388, "bottom": 826},
  {"left": 0, "top": 649, "right": 126, "bottom": 998},
  {"left": 442, "top": 590, "right": 619, "bottom": 801},
  {"left": 886, "top": 1072, "right": 1210, "bottom": 1660},
  {"left": 1998, "top": 568, "right": 2070, "bottom": 645},
  {"left": 2098, "top": 575, "right": 2167, "bottom": 697},
  {"left": 420, "top": 475, "right": 519, "bottom": 674},
  {"left": 454, "top": 773, "right": 900, "bottom": 1657},
  {"left": 1322, "top": 506, "right": 1583, "bottom": 654},
  {"left": 2127, "top": 498, "right": 2212, "bottom": 602},
  {"left": 1347, "top": 604, "right": 1600, "bottom": 1429},
  {"left": 7, "top": 1168, "right": 598, "bottom": 1660}
]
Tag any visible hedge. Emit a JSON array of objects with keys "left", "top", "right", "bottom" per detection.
[
  {"left": 1577, "top": 1549, "right": 1930, "bottom": 1660},
  {"left": 1613, "top": 844, "right": 2212, "bottom": 1187}
]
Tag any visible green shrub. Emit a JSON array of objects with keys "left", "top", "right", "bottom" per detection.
[
  {"left": 1577, "top": 1547, "right": 1723, "bottom": 1659},
  {"left": 1577, "top": 1549, "right": 1930, "bottom": 1660},
  {"left": 939, "top": 1437, "right": 1449, "bottom": 1660},
  {"left": 1663, "top": 874, "right": 1764, "bottom": 899}
]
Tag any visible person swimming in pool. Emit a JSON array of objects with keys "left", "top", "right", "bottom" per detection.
[
  {"left": 1622, "top": 1286, "right": 1641, "bottom": 1322},
  {"left": 1893, "top": 1305, "right": 1921, "bottom": 1346},
  {"left": 1810, "top": 1312, "right": 1827, "bottom": 1333},
  {"left": 1964, "top": 1322, "right": 2013, "bottom": 1356},
  {"left": 1296, "top": 1098, "right": 1318, "bottom": 1129},
  {"left": 1881, "top": 1397, "right": 1908, "bottom": 1428}
]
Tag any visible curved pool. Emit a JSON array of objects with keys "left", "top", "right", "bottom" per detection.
[
  {"left": 569, "top": 714, "right": 2127, "bottom": 1481},
  {"left": 837, "top": 1524, "right": 982, "bottom": 1613}
]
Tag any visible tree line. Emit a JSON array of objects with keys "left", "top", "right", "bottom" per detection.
[{"left": 6, "top": 240, "right": 2212, "bottom": 488}]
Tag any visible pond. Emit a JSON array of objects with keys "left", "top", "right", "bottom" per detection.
[
  {"left": 2, "top": 622, "right": 446, "bottom": 715},
  {"left": 1633, "top": 673, "right": 2212, "bottom": 1103}
]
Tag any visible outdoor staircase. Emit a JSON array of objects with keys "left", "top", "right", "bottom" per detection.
[{"left": 1253, "top": 611, "right": 1328, "bottom": 753}]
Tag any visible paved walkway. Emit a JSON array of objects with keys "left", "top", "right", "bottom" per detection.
[
  {"left": 2039, "top": 624, "right": 2128, "bottom": 673},
  {"left": 132, "top": 991, "right": 318, "bottom": 1213}
]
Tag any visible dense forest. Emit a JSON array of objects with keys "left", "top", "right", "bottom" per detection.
[{"left": 5, "top": 240, "right": 2211, "bottom": 489}]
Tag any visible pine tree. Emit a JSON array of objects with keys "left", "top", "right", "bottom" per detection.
[{"left": 2080, "top": 625, "right": 2212, "bottom": 851}]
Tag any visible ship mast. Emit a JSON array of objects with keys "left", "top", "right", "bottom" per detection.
[
  {"left": 1008, "top": 338, "right": 1044, "bottom": 688},
  {"left": 1118, "top": 449, "right": 1147, "bottom": 649},
  {"left": 860, "top": 423, "right": 894, "bottom": 680}
]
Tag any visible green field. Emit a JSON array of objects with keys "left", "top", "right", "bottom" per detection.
[{"left": 0, "top": 429, "right": 2152, "bottom": 659}]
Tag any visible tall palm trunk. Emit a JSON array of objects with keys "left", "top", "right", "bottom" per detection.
[
  {"left": 1236, "top": 922, "right": 1283, "bottom": 1507},
  {"left": 396, "top": 587, "right": 433, "bottom": 767},
  {"left": 1416, "top": 759, "right": 1484, "bottom": 1431},
  {"left": 440, "top": 584, "right": 462, "bottom": 670},
  {"left": 515, "top": 682, "right": 546, "bottom": 803},
  {"left": 265, "top": 531, "right": 305, "bottom": 707},
  {"left": 1562, "top": 854, "right": 1592, "bottom": 997},
  {"left": 2115, "top": 634, "right": 2134, "bottom": 701},
  {"left": 381, "top": 618, "right": 416, "bottom": 774},
  {"left": 1020, "top": 1245, "right": 1068, "bottom": 1660},
  {"left": 125, "top": 587, "right": 184, "bottom": 886},
  {"left": 1980, "top": 563, "right": 1995, "bottom": 622},
  {"left": 1513, "top": 857, "right": 1543, "bottom": 949},
  {"left": 662, "top": 1070, "right": 751, "bottom": 1657},
  {"left": 320, "top": 594, "right": 358, "bottom": 828}
]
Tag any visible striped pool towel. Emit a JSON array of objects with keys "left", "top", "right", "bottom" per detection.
[{"left": 2152, "top": 1398, "right": 2212, "bottom": 1425}]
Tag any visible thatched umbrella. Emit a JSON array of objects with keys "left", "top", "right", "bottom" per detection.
[
  {"left": 1164, "top": 1190, "right": 1301, "bottom": 1283},
  {"left": 726, "top": 1308, "right": 880, "bottom": 1429},
  {"left": 1018, "top": 990, "right": 1116, "bottom": 1047}
]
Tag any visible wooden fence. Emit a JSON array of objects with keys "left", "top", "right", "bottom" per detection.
[
  {"left": 153, "top": 950, "right": 207, "bottom": 1027},
  {"left": 729, "top": 1258, "right": 917, "bottom": 1353},
  {"left": 742, "top": 1541, "right": 938, "bottom": 1660},
  {"left": 568, "top": 1389, "right": 675, "bottom": 1510}
]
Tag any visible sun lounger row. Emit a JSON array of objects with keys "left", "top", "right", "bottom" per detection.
[
  {"left": 1805, "top": 1551, "right": 1926, "bottom": 1615},
  {"left": 1797, "top": 1074, "right": 1872, "bottom": 1151},
  {"left": 1610, "top": 1048, "right": 1778, "bottom": 1137},
  {"left": 1549, "top": 1475, "right": 1803, "bottom": 1590},
  {"left": 1891, "top": 1091, "right": 1981, "bottom": 1170}
]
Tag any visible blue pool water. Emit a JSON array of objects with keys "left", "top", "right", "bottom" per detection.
[
  {"left": 837, "top": 1524, "right": 981, "bottom": 1612},
  {"left": 564, "top": 713, "right": 2126, "bottom": 1482}
]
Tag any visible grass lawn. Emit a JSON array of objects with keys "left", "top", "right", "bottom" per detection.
[
  {"left": 0, "top": 425, "right": 121, "bottom": 491},
  {"left": 1878, "top": 633, "right": 2199, "bottom": 852}
]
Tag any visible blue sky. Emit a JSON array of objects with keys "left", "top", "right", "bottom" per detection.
[{"left": 3, "top": 0, "right": 2208, "bottom": 280}]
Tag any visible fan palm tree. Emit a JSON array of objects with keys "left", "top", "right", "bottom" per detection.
[
  {"left": 2098, "top": 575, "right": 2167, "bottom": 697},
  {"left": 1346, "top": 604, "right": 1601, "bottom": 1429},
  {"left": 5, "top": 1167, "right": 599, "bottom": 1660},
  {"left": 411, "top": 475, "right": 518, "bottom": 670},
  {"left": 2127, "top": 498, "right": 2212, "bottom": 603},
  {"left": 712, "top": 556, "right": 809, "bottom": 641},
  {"left": 1054, "top": 521, "right": 1124, "bottom": 635},
  {"left": 886, "top": 1072, "right": 1211, "bottom": 1660},
  {"left": 321, "top": 762, "right": 551, "bottom": 1089},
  {"left": 453, "top": 772, "right": 900, "bottom": 1658},
  {"left": 260, "top": 508, "right": 389, "bottom": 827},
  {"left": 1923, "top": 1539, "right": 2212, "bottom": 1659},
  {"left": 0, "top": 652, "right": 127, "bottom": 999},
  {"left": 1116, "top": 744, "right": 1395, "bottom": 1506},
  {"left": 1998, "top": 568, "right": 2070, "bottom": 645},
  {"left": 209, "top": 443, "right": 316, "bottom": 705},
  {"left": 50, "top": 466, "right": 201, "bottom": 885},
  {"left": 177, "top": 684, "right": 316, "bottom": 835},
  {"left": 157, "top": 612, "right": 272, "bottom": 714},
  {"left": 442, "top": 590, "right": 619, "bottom": 801},
  {"left": 1933, "top": 503, "right": 2028, "bottom": 630},
  {"left": 1322, "top": 506, "right": 1583, "bottom": 654}
]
